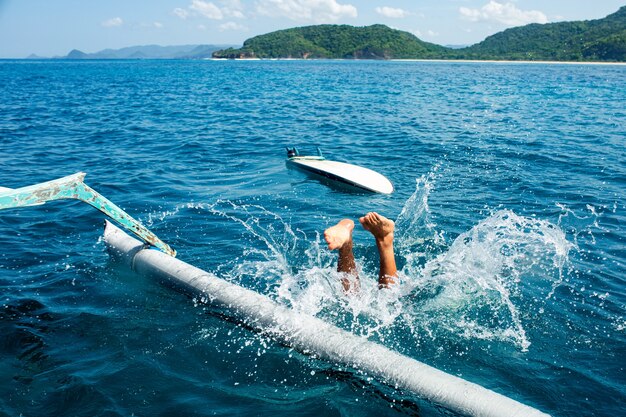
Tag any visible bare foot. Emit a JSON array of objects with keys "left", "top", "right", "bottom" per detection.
[
  {"left": 360, "top": 212, "right": 397, "bottom": 288},
  {"left": 324, "top": 219, "right": 354, "bottom": 250},
  {"left": 359, "top": 212, "right": 394, "bottom": 244}
]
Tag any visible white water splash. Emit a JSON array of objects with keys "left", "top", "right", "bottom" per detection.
[
  {"left": 555, "top": 202, "right": 606, "bottom": 247},
  {"left": 189, "top": 200, "right": 305, "bottom": 290},
  {"left": 277, "top": 261, "right": 407, "bottom": 338},
  {"left": 172, "top": 181, "right": 573, "bottom": 352},
  {"left": 411, "top": 210, "right": 573, "bottom": 351},
  {"left": 143, "top": 205, "right": 182, "bottom": 227},
  {"left": 395, "top": 170, "right": 446, "bottom": 279},
  {"left": 191, "top": 200, "right": 410, "bottom": 339},
  {"left": 396, "top": 169, "right": 442, "bottom": 246}
]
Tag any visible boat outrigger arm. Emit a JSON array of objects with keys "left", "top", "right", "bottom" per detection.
[{"left": 0, "top": 172, "right": 176, "bottom": 257}]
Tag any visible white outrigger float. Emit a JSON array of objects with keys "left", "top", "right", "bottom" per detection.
[{"left": 0, "top": 173, "right": 549, "bottom": 417}]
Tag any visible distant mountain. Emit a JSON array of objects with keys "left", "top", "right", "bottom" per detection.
[
  {"left": 213, "top": 6, "right": 626, "bottom": 62},
  {"left": 66, "top": 49, "right": 88, "bottom": 59},
  {"left": 456, "top": 6, "right": 626, "bottom": 61},
  {"left": 53, "top": 44, "right": 235, "bottom": 60},
  {"left": 212, "top": 24, "right": 446, "bottom": 59}
]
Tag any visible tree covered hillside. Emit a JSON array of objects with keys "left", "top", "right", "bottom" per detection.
[
  {"left": 212, "top": 6, "right": 626, "bottom": 62},
  {"left": 213, "top": 24, "right": 446, "bottom": 59},
  {"left": 457, "top": 6, "right": 626, "bottom": 61}
]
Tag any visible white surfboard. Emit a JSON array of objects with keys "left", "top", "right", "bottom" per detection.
[{"left": 287, "top": 155, "right": 394, "bottom": 194}]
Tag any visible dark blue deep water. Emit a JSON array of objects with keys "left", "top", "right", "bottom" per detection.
[{"left": 0, "top": 60, "right": 624, "bottom": 417}]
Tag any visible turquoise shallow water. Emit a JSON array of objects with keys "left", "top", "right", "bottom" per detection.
[{"left": 0, "top": 60, "right": 624, "bottom": 416}]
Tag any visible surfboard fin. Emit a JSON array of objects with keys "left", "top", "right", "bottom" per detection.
[{"left": 286, "top": 147, "right": 300, "bottom": 158}]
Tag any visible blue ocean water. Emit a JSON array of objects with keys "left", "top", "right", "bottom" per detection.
[{"left": 0, "top": 59, "right": 624, "bottom": 417}]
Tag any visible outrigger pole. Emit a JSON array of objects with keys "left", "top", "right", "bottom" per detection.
[
  {"left": 104, "top": 221, "right": 550, "bottom": 417},
  {"left": 0, "top": 172, "right": 176, "bottom": 257}
]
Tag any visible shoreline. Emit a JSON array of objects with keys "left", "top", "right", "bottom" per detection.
[
  {"left": 391, "top": 58, "right": 626, "bottom": 65},
  {"left": 208, "top": 57, "right": 626, "bottom": 66},
  {"left": 2, "top": 57, "right": 624, "bottom": 66}
]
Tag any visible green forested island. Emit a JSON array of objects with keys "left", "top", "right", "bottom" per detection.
[
  {"left": 213, "top": 6, "right": 626, "bottom": 62},
  {"left": 213, "top": 24, "right": 446, "bottom": 59}
]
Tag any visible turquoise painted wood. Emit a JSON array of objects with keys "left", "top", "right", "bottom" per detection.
[{"left": 0, "top": 172, "right": 176, "bottom": 257}]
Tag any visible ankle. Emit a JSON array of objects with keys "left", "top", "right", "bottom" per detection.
[
  {"left": 375, "top": 233, "right": 394, "bottom": 250},
  {"left": 338, "top": 240, "right": 353, "bottom": 254}
]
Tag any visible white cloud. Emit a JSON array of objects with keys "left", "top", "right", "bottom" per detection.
[
  {"left": 411, "top": 28, "right": 438, "bottom": 39},
  {"left": 139, "top": 21, "right": 164, "bottom": 29},
  {"left": 174, "top": 0, "right": 245, "bottom": 21},
  {"left": 375, "top": 6, "right": 408, "bottom": 19},
  {"left": 459, "top": 1, "right": 547, "bottom": 26},
  {"left": 190, "top": 0, "right": 224, "bottom": 19},
  {"left": 221, "top": 0, "right": 245, "bottom": 18},
  {"left": 256, "top": 0, "right": 357, "bottom": 22},
  {"left": 228, "top": 10, "right": 245, "bottom": 18},
  {"left": 219, "top": 21, "right": 247, "bottom": 31},
  {"left": 101, "top": 17, "right": 123, "bottom": 27},
  {"left": 173, "top": 8, "right": 189, "bottom": 19}
]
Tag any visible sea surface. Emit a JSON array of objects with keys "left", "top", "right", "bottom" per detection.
[{"left": 0, "top": 59, "right": 624, "bottom": 417}]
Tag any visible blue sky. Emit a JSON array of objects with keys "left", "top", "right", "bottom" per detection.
[{"left": 0, "top": 0, "right": 624, "bottom": 57}]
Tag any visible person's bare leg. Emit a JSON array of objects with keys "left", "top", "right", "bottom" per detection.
[
  {"left": 324, "top": 219, "right": 358, "bottom": 292},
  {"left": 359, "top": 212, "right": 397, "bottom": 288}
]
